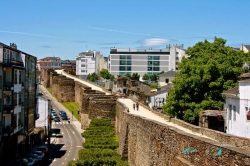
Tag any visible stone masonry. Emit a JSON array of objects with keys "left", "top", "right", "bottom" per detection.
[{"left": 116, "top": 101, "right": 250, "bottom": 166}]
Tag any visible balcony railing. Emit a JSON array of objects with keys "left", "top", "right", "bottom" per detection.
[
  {"left": 3, "top": 59, "right": 24, "bottom": 67},
  {"left": 3, "top": 82, "right": 14, "bottom": 88},
  {"left": 3, "top": 125, "right": 14, "bottom": 135}
]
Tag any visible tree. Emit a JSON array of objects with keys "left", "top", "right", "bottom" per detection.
[
  {"left": 125, "top": 73, "right": 131, "bottom": 78},
  {"left": 100, "top": 69, "right": 115, "bottom": 81},
  {"left": 87, "top": 73, "right": 98, "bottom": 81},
  {"left": 163, "top": 37, "right": 249, "bottom": 123},
  {"left": 142, "top": 73, "right": 150, "bottom": 80},
  {"left": 150, "top": 73, "right": 158, "bottom": 81},
  {"left": 131, "top": 73, "right": 140, "bottom": 81}
]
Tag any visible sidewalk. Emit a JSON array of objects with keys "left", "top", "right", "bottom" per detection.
[{"left": 40, "top": 85, "right": 84, "bottom": 134}]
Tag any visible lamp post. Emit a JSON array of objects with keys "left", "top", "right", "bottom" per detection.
[{"left": 72, "top": 111, "right": 73, "bottom": 121}]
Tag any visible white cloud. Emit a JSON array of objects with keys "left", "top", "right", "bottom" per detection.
[{"left": 142, "top": 38, "right": 170, "bottom": 47}]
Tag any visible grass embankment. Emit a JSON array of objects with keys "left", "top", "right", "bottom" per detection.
[
  {"left": 67, "top": 119, "right": 128, "bottom": 166},
  {"left": 62, "top": 102, "right": 80, "bottom": 121}
]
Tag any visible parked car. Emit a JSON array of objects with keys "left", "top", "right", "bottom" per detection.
[
  {"left": 33, "top": 151, "right": 44, "bottom": 160},
  {"left": 54, "top": 116, "right": 60, "bottom": 122},
  {"left": 52, "top": 113, "right": 58, "bottom": 119},
  {"left": 59, "top": 110, "right": 66, "bottom": 115},
  {"left": 21, "top": 158, "right": 35, "bottom": 166},
  {"left": 27, "top": 154, "right": 39, "bottom": 163},
  {"left": 61, "top": 114, "right": 68, "bottom": 120},
  {"left": 37, "top": 146, "right": 48, "bottom": 154},
  {"left": 51, "top": 109, "right": 56, "bottom": 114}
]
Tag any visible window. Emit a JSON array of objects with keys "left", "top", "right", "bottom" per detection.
[
  {"left": 81, "top": 59, "right": 85, "bottom": 62},
  {"left": 127, "top": 55, "right": 131, "bottom": 59},
  {"left": 228, "top": 105, "right": 232, "bottom": 120},
  {"left": 127, "top": 61, "right": 131, "bottom": 65},
  {"left": 153, "top": 56, "right": 160, "bottom": 60},
  {"left": 153, "top": 61, "right": 159, "bottom": 65},
  {"left": 14, "top": 70, "right": 17, "bottom": 84},
  {"left": 148, "top": 56, "right": 152, "bottom": 60},
  {"left": 153, "top": 67, "right": 159, "bottom": 71},
  {"left": 176, "top": 57, "right": 179, "bottom": 60},
  {"left": 18, "top": 93, "right": 22, "bottom": 105},
  {"left": 19, "top": 71, "right": 21, "bottom": 84},
  {"left": 81, "top": 70, "right": 85, "bottom": 72},
  {"left": 120, "top": 61, "right": 126, "bottom": 65},
  {"left": 81, "top": 64, "right": 85, "bottom": 67},
  {"left": 18, "top": 112, "right": 21, "bottom": 125},
  {"left": 233, "top": 105, "right": 236, "bottom": 121},
  {"left": 148, "top": 61, "right": 152, "bottom": 65},
  {"left": 120, "top": 55, "right": 126, "bottom": 59},
  {"left": 176, "top": 62, "right": 179, "bottom": 65},
  {"left": 165, "top": 79, "right": 169, "bottom": 83},
  {"left": 127, "top": 66, "right": 131, "bottom": 71},
  {"left": 148, "top": 67, "right": 152, "bottom": 71},
  {"left": 119, "top": 66, "right": 126, "bottom": 71}
]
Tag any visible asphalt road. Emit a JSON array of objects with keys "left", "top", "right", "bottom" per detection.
[{"left": 38, "top": 85, "right": 83, "bottom": 166}]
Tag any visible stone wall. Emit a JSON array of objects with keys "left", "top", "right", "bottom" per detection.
[
  {"left": 116, "top": 101, "right": 250, "bottom": 166},
  {"left": 75, "top": 81, "right": 91, "bottom": 108},
  {"left": 44, "top": 68, "right": 54, "bottom": 88},
  {"left": 57, "top": 78, "right": 75, "bottom": 102},
  {"left": 88, "top": 96, "right": 117, "bottom": 119}
]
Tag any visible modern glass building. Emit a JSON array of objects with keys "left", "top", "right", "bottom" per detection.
[{"left": 108, "top": 45, "right": 186, "bottom": 78}]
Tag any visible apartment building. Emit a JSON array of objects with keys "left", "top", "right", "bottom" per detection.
[
  {"left": 76, "top": 50, "right": 107, "bottom": 79},
  {"left": 37, "top": 56, "right": 61, "bottom": 81},
  {"left": 61, "top": 59, "right": 76, "bottom": 69},
  {"left": 0, "top": 42, "right": 37, "bottom": 165},
  {"left": 108, "top": 45, "right": 186, "bottom": 78}
]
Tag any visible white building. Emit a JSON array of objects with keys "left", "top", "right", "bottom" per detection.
[
  {"left": 108, "top": 45, "right": 187, "bottom": 78},
  {"left": 146, "top": 85, "right": 172, "bottom": 109},
  {"left": 36, "top": 97, "right": 51, "bottom": 132},
  {"left": 76, "top": 50, "right": 107, "bottom": 79},
  {"left": 222, "top": 74, "right": 250, "bottom": 138},
  {"left": 158, "top": 70, "right": 176, "bottom": 87}
]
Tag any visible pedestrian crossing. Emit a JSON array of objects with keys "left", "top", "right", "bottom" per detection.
[{"left": 52, "top": 121, "right": 71, "bottom": 125}]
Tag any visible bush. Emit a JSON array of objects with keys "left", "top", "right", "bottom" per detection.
[{"left": 68, "top": 118, "right": 129, "bottom": 166}]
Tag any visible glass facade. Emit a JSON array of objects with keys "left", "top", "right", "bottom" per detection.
[
  {"left": 119, "top": 55, "right": 131, "bottom": 75},
  {"left": 147, "top": 55, "right": 160, "bottom": 73}
]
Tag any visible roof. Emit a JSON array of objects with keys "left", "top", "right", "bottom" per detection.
[
  {"left": 148, "top": 85, "right": 172, "bottom": 96},
  {"left": 222, "top": 86, "right": 239, "bottom": 95},
  {"left": 61, "top": 60, "right": 75, "bottom": 63},
  {"left": 202, "top": 110, "right": 223, "bottom": 117},
  {"left": 0, "top": 42, "right": 34, "bottom": 57},
  {"left": 243, "top": 45, "right": 250, "bottom": 50},
  {"left": 40, "top": 57, "right": 61, "bottom": 60},
  {"left": 159, "top": 70, "right": 176, "bottom": 77}
]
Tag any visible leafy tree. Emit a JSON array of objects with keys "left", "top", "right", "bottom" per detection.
[
  {"left": 100, "top": 69, "right": 115, "bottom": 81},
  {"left": 131, "top": 73, "right": 140, "bottom": 81},
  {"left": 100, "top": 69, "right": 110, "bottom": 79},
  {"left": 163, "top": 37, "right": 249, "bottom": 123},
  {"left": 87, "top": 73, "right": 98, "bottom": 81},
  {"left": 142, "top": 73, "right": 150, "bottom": 80},
  {"left": 158, "top": 71, "right": 164, "bottom": 75},
  {"left": 125, "top": 73, "right": 131, "bottom": 78},
  {"left": 150, "top": 73, "right": 158, "bottom": 81}
]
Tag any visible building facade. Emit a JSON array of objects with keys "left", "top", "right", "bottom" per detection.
[
  {"left": 61, "top": 60, "right": 76, "bottom": 69},
  {"left": 0, "top": 42, "right": 37, "bottom": 165},
  {"left": 108, "top": 45, "right": 186, "bottom": 78},
  {"left": 222, "top": 74, "right": 250, "bottom": 138},
  {"left": 76, "top": 50, "right": 106, "bottom": 79},
  {"left": 37, "top": 57, "right": 61, "bottom": 81}
]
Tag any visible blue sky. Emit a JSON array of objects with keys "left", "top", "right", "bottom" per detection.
[{"left": 0, "top": 0, "right": 249, "bottom": 59}]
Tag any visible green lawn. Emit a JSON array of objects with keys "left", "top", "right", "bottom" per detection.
[{"left": 62, "top": 102, "right": 80, "bottom": 121}]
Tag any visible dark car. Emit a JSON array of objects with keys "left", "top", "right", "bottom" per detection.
[
  {"left": 37, "top": 146, "right": 48, "bottom": 154},
  {"left": 27, "top": 154, "right": 39, "bottom": 163},
  {"left": 32, "top": 151, "right": 44, "bottom": 160},
  {"left": 61, "top": 114, "right": 68, "bottom": 120},
  {"left": 59, "top": 110, "right": 66, "bottom": 115},
  {"left": 54, "top": 116, "right": 60, "bottom": 122},
  {"left": 21, "top": 158, "right": 35, "bottom": 166}
]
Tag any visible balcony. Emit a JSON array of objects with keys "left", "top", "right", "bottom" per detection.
[
  {"left": 3, "top": 125, "right": 14, "bottom": 136},
  {"left": 3, "top": 82, "right": 14, "bottom": 90},
  {"left": 3, "top": 59, "right": 24, "bottom": 67}
]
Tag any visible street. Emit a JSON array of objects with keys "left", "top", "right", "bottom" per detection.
[{"left": 38, "top": 85, "right": 84, "bottom": 166}]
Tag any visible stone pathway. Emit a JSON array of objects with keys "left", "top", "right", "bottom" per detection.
[{"left": 56, "top": 70, "right": 216, "bottom": 141}]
